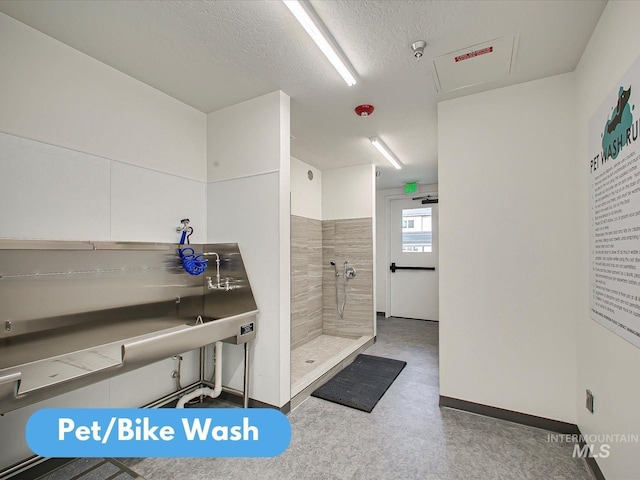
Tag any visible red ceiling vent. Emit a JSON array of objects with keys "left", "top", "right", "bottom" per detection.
[{"left": 355, "top": 104, "right": 375, "bottom": 117}]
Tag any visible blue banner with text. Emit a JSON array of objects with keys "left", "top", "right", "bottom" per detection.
[{"left": 27, "top": 408, "right": 291, "bottom": 458}]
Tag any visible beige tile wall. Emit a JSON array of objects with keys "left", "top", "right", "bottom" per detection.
[
  {"left": 291, "top": 215, "right": 374, "bottom": 350},
  {"left": 290, "top": 215, "right": 323, "bottom": 350},
  {"left": 322, "top": 218, "right": 374, "bottom": 338}
]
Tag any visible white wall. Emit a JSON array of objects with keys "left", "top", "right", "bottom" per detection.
[
  {"left": 0, "top": 14, "right": 208, "bottom": 470},
  {"left": 0, "top": 13, "right": 206, "bottom": 182},
  {"left": 375, "top": 183, "right": 437, "bottom": 313},
  {"left": 291, "top": 156, "right": 322, "bottom": 220},
  {"left": 207, "top": 91, "right": 284, "bottom": 182},
  {"left": 0, "top": 12, "right": 208, "bottom": 245},
  {"left": 0, "top": 133, "right": 207, "bottom": 245},
  {"left": 574, "top": 2, "right": 640, "bottom": 478},
  {"left": 207, "top": 91, "right": 291, "bottom": 408},
  {"left": 322, "top": 164, "right": 375, "bottom": 220},
  {"left": 438, "top": 73, "right": 578, "bottom": 423},
  {"left": 110, "top": 162, "right": 206, "bottom": 243}
]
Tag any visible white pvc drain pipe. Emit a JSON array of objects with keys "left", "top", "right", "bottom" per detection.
[{"left": 176, "top": 341, "right": 223, "bottom": 408}]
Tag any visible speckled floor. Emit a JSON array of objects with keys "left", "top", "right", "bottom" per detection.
[{"left": 119, "top": 316, "right": 594, "bottom": 480}]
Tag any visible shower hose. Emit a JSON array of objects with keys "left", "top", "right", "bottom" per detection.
[
  {"left": 178, "top": 227, "right": 208, "bottom": 275},
  {"left": 179, "top": 247, "right": 208, "bottom": 276},
  {"left": 335, "top": 270, "right": 347, "bottom": 320}
]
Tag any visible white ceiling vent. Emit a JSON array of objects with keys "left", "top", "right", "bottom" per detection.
[{"left": 431, "top": 34, "right": 518, "bottom": 93}]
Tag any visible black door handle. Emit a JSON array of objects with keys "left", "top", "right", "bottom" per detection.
[{"left": 390, "top": 262, "right": 436, "bottom": 273}]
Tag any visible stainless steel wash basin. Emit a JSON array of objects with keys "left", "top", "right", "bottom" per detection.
[{"left": 0, "top": 241, "right": 258, "bottom": 414}]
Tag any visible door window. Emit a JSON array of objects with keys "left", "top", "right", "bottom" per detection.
[{"left": 401, "top": 207, "right": 432, "bottom": 253}]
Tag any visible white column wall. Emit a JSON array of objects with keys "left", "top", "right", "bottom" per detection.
[
  {"left": 207, "top": 92, "right": 284, "bottom": 182},
  {"left": 574, "top": 2, "right": 640, "bottom": 478},
  {"left": 438, "top": 73, "right": 578, "bottom": 423},
  {"left": 207, "top": 91, "right": 291, "bottom": 408}
]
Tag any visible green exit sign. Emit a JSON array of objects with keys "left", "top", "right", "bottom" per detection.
[{"left": 404, "top": 182, "right": 418, "bottom": 194}]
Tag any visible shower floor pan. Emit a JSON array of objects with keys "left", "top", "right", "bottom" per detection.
[{"left": 0, "top": 310, "right": 257, "bottom": 414}]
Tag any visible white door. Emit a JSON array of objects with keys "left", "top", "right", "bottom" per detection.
[{"left": 388, "top": 198, "right": 438, "bottom": 321}]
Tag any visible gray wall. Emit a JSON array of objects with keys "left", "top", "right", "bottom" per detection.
[
  {"left": 291, "top": 215, "right": 374, "bottom": 349},
  {"left": 322, "top": 218, "right": 374, "bottom": 338},
  {"left": 290, "top": 215, "right": 323, "bottom": 349}
]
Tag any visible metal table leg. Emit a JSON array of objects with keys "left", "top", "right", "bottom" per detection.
[
  {"left": 199, "top": 346, "right": 205, "bottom": 403},
  {"left": 243, "top": 341, "right": 250, "bottom": 408}
]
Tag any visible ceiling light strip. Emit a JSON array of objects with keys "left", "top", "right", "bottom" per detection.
[
  {"left": 370, "top": 137, "right": 402, "bottom": 170},
  {"left": 283, "top": 0, "right": 357, "bottom": 86}
]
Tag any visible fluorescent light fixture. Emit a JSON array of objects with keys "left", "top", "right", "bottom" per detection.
[
  {"left": 370, "top": 137, "right": 402, "bottom": 170},
  {"left": 283, "top": 0, "right": 357, "bottom": 86}
]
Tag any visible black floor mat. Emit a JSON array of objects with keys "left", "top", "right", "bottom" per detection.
[{"left": 311, "top": 354, "right": 406, "bottom": 412}]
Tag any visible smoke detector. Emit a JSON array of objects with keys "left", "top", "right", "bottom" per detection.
[
  {"left": 411, "top": 40, "right": 427, "bottom": 60},
  {"left": 354, "top": 104, "right": 375, "bottom": 117}
]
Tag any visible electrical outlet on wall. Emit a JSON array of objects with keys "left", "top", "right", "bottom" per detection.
[{"left": 586, "top": 389, "right": 595, "bottom": 413}]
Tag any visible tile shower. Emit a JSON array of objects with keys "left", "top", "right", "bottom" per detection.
[{"left": 290, "top": 215, "right": 374, "bottom": 397}]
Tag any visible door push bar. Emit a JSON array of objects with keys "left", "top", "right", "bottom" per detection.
[{"left": 390, "top": 262, "right": 436, "bottom": 273}]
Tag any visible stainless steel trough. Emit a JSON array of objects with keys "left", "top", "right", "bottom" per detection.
[{"left": 0, "top": 240, "right": 258, "bottom": 414}]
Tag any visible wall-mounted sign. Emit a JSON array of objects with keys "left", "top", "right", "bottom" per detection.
[
  {"left": 404, "top": 182, "right": 418, "bottom": 194},
  {"left": 589, "top": 54, "right": 640, "bottom": 349}
]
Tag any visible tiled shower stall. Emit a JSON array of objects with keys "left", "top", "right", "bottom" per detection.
[{"left": 290, "top": 214, "right": 374, "bottom": 397}]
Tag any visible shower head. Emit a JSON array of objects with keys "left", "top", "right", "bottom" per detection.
[{"left": 330, "top": 261, "right": 339, "bottom": 277}]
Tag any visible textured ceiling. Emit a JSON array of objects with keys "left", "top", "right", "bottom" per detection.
[{"left": 0, "top": 0, "right": 607, "bottom": 189}]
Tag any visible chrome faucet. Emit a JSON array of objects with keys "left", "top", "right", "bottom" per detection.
[
  {"left": 345, "top": 264, "right": 357, "bottom": 279},
  {"left": 205, "top": 252, "right": 236, "bottom": 291},
  {"left": 204, "top": 252, "right": 221, "bottom": 290}
]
